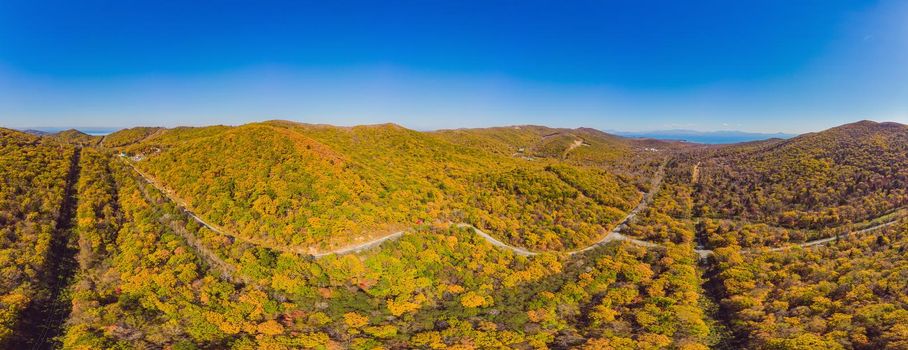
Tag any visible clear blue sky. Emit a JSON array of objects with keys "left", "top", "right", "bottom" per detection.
[{"left": 1, "top": 0, "right": 906, "bottom": 133}]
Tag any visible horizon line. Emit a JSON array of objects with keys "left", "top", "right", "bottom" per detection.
[{"left": 6, "top": 117, "right": 896, "bottom": 135}]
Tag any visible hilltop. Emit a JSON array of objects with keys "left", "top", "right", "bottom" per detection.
[
  {"left": 613, "top": 129, "right": 795, "bottom": 144},
  {"left": 50, "top": 129, "right": 102, "bottom": 146},
  {"left": 110, "top": 120, "right": 672, "bottom": 252},
  {"left": 694, "top": 120, "right": 908, "bottom": 229},
  {"left": 100, "top": 126, "right": 163, "bottom": 147}
]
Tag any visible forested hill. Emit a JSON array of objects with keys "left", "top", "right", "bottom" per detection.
[
  {"left": 99, "top": 126, "right": 162, "bottom": 147},
  {"left": 6, "top": 121, "right": 908, "bottom": 348},
  {"left": 0, "top": 128, "right": 77, "bottom": 346},
  {"left": 694, "top": 120, "right": 908, "bottom": 229},
  {"left": 51, "top": 129, "right": 101, "bottom": 146},
  {"left": 109, "top": 120, "right": 674, "bottom": 252}
]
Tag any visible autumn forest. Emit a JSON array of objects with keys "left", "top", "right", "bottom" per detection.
[{"left": 2, "top": 120, "right": 908, "bottom": 349}]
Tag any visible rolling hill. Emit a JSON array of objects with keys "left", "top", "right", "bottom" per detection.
[
  {"left": 100, "top": 126, "right": 163, "bottom": 147},
  {"left": 4, "top": 120, "right": 908, "bottom": 349},
  {"left": 51, "top": 129, "right": 101, "bottom": 146},
  {"left": 112, "top": 121, "right": 669, "bottom": 252},
  {"left": 693, "top": 120, "right": 908, "bottom": 230}
]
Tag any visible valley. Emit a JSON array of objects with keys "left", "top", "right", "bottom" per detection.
[{"left": 2, "top": 120, "right": 907, "bottom": 349}]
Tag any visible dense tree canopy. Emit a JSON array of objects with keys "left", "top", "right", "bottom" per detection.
[
  {"left": 118, "top": 121, "right": 665, "bottom": 252},
  {"left": 694, "top": 121, "right": 908, "bottom": 230},
  {"left": 710, "top": 224, "right": 908, "bottom": 349},
  {"left": 55, "top": 151, "right": 712, "bottom": 348},
  {"left": 0, "top": 129, "right": 74, "bottom": 345},
  {"left": 3, "top": 120, "right": 908, "bottom": 349},
  {"left": 100, "top": 127, "right": 162, "bottom": 148},
  {"left": 52, "top": 129, "right": 101, "bottom": 147}
]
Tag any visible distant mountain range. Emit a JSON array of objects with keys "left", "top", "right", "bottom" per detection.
[
  {"left": 16, "top": 126, "right": 795, "bottom": 144},
  {"left": 21, "top": 129, "right": 50, "bottom": 136},
  {"left": 610, "top": 129, "right": 796, "bottom": 144},
  {"left": 18, "top": 127, "right": 117, "bottom": 136}
]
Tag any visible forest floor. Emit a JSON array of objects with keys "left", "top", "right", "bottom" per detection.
[{"left": 9, "top": 148, "right": 82, "bottom": 350}]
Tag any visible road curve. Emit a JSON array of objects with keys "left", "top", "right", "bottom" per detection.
[
  {"left": 453, "top": 224, "right": 538, "bottom": 256},
  {"left": 123, "top": 155, "right": 675, "bottom": 258},
  {"left": 568, "top": 160, "right": 667, "bottom": 255},
  {"left": 311, "top": 231, "right": 408, "bottom": 258},
  {"left": 691, "top": 216, "right": 904, "bottom": 258},
  {"left": 122, "top": 157, "right": 412, "bottom": 257},
  {"left": 123, "top": 156, "right": 904, "bottom": 260},
  {"left": 767, "top": 218, "right": 901, "bottom": 252}
]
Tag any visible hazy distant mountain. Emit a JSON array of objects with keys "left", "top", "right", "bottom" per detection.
[
  {"left": 611, "top": 129, "right": 796, "bottom": 144},
  {"left": 21, "top": 129, "right": 50, "bottom": 136},
  {"left": 17, "top": 127, "right": 117, "bottom": 136}
]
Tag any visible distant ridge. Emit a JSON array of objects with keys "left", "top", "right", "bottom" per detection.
[
  {"left": 51, "top": 128, "right": 103, "bottom": 146},
  {"left": 21, "top": 129, "right": 49, "bottom": 136},
  {"left": 611, "top": 129, "right": 795, "bottom": 144},
  {"left": 16, "top": 127, "right": 117, "bottom": 136}
]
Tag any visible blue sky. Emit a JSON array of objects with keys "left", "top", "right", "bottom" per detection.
[{"left": 1, "top": 0, "right": 906, "bottom": 133}]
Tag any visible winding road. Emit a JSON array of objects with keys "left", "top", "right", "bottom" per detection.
[
  {"left": 123, "top": 158, "right": 411, "bottom": 257},
  {"left": 123, "top": 156, "right": 904, "bottom": 261},
  {"left": 765, "top": 218, "right": 901, "bottom": 252},
  {"left": 453, "top": 223, "right": 538, "bottom": 256},
  {"left": 311, "top": 231, "right": 408, "bottom": 258},
  {"left": 562, "top": 138, "right": 585, "bottom": 159},
  {"left": 568, "top": 160, "right": 667, "bottom": 255}
]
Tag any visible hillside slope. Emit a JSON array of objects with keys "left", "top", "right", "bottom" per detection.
[
  {"left": 52, "top": 129, "right": 101, "bottom": 146},
  {"left": 101, "top": 126, "right": 163, "bottom": 147},
  {"left": 114, "top": 121, "right": 665, "bottom": 251},
  {"left": 694, "top": 120, "right": 908, "bottom": 229},
  {"left": 710, "top": 222, "right": 908, "bottom": 349},
  {"left": 57, "top": 137, "right": 714, "bottom": 348},
  {"left": 8, "top": 120, "right": 908, "bottom": 348},
  {"left": 0, "top": 129, "right": 75, "bottom": 345}
]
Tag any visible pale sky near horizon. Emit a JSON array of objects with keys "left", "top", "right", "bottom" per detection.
[{"left": 1, "top": 0, "right": 906, "bottom": 133}]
